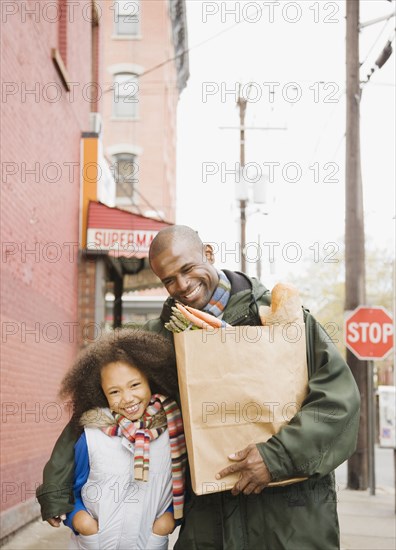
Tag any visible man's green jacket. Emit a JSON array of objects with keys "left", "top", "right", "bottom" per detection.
[{"left": 36, "top": 271, "right": 360, "bottom": 549}]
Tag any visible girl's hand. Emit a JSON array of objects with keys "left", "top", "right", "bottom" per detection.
[
  {"left": 47, "top": 514, "right": 66, "bottom": 528},
  {"left": 72, "top": 511, "right": 99, "bottom": 536},
  {"left": 153, "top": 511, "right": 175, "bottom": 536}
]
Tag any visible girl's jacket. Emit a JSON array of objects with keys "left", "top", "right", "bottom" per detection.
[{"left": 65, "top": 408, "right": 172, "bottom": 550}]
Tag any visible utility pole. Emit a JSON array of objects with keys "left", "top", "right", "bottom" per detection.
[
  {"left": 345, "top": 0, "right": 369, "bottom": 490},
  {"left": 237, "top": 85, "right": 247, "bottom": 273},
  {"left": 233, "top": 86, "right": 286, "bottom": 273},
  {"left": 256, "top": 233, "right": 262, "bottom": 281}
]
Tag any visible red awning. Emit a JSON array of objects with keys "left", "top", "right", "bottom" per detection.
[{"left": 86, "top": 201, "right": 172, "bottom": 258}]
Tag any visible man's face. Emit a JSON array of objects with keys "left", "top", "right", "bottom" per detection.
[{"left": 150, "top": 240, "right": 219, "bottom": 310}]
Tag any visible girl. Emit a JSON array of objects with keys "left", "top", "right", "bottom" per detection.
[{"left": 59, "top": 329, "right": 186, "bottom": 550}]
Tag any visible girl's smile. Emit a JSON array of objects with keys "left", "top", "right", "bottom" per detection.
[{"left": 101, "top": 362, "right": 152, "bottom": 421}]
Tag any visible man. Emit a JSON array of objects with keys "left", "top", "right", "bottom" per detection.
[{"left": 37, "top": 225, "right": 360, "bottom": 549}]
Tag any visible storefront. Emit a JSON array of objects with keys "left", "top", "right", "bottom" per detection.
[{"left": 79, "top": 133, "right": 172, "bottom": 345}]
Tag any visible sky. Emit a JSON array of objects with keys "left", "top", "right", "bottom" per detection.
[{"left": 175, "top": 0, "right": 395, "bottom": 286}]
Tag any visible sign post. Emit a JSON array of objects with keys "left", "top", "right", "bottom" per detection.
[
  {"left": 367, "top": 360, "right": 375, "bottom": 495},
  {"left": 345, "top": 306, "right": 394, "bottom": 496}
]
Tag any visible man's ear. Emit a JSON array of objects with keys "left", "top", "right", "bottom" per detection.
[{"left": 203, "top": 244, "right": 215, "bottom": 264}]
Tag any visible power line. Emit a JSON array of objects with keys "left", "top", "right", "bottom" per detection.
[
  {"left": 313, "top": 23, "right": 395, "bottom": 161},
  {"left": 361, "top": 29, "right": 395, "bottom": 87},
  {"left": 133, "top": 188, "right": 166, "bottom": 222},
  {"left": 331, "top": 132, "right": 346, "bottom": 162},
  {"left": 114, "top": 177, "right": 166, "bottom": 222},
  {"left": 310, "top": 87, "right": 346, "bottom": 162},
  {"left": 141, "top": 21, "right": 242, "bottom": 79},
  {"left": 360, "top": 18, "right": 391, "bottom": 69},
  {"left": 103, "top": 21, "right": 243, "bottom": 94}
]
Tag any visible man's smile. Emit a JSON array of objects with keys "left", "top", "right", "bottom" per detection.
[{"left": 184, "top": 283, "right": 202, "bottom": 300}]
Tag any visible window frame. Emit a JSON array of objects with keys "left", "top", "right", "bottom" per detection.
[
  {"left": 114, "top": 0, "right": 140, "bottom": 37},
  {"left": 113, "top": 153, "right": 138, "bottom": 206},
  {"left": 113, "top": 73, "right": 139, "bottom": 119}
]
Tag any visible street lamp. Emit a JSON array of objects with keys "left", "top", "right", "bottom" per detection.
[
  {"left": 220, "top": 83, "right": 285, "bottom": 272},
  {"left": 235, "top": 169, "right": 269, "bottom": 273}
]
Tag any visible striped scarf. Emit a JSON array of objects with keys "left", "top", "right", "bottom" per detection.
[
  {"left": 203, "top": 270, "right": 231, "bottom": 317},
  {"left": 102, "top": 394, "right": 186, "bottom": 519}
]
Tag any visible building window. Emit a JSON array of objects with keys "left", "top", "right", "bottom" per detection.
[
  {"left": 114, "top": 0, "right": 140, "bottom": 36},
  {"left": 113, "top": 73, "right": 138, "bottom": 118},
  {"left": 113, "top": 153, "right": 137, "bottom": 204}
]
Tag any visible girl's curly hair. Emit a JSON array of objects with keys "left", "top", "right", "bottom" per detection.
[{"left": 59, "top": 329, "right": 178, "bottom": 432}]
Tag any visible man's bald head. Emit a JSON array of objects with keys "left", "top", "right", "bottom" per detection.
[
  {"left": 149, "top": 225, "right": 203, "bottom": 264},
  {"left": 148, "top": 225, "right": 218, "bottom": 308}
]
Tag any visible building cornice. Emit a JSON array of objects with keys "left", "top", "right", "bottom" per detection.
[
  {"left": 106, "top": 143, "right": 143, "bottom": 157},
  {"left": 168, "top": 0, "right": 190, "bottom": 93},
  {"left": 107, "top": 63, "right": 145, "bottom": 76}
]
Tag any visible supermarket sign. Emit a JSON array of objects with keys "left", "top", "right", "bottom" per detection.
[
  {"left": 87, "top": 228, "right": 157, "bottom": 255},
  {"left": 85, "top": 201, "right": 171, "bottom": 257}
]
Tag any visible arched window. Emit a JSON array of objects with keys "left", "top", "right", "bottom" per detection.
[
  {"left": 113, "top": 153, "right": 138, "bottom": 205},
  {"left": 113, "top": 73, "right": 138, "bottom": 118}
]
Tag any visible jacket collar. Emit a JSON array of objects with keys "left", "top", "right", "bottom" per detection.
[{"left": 80, "top": 407, "right": 116, "bottom": 429}]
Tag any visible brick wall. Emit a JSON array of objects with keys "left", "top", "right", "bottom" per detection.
[
  {"left": 0, "top": 0, "right": 98, "bottom": 538},
  {"left": 78, "top": 255, "right": 98, "bottom": 346},
  {"left": 58, "top": 0, "right": 68, "bottom": 64}
]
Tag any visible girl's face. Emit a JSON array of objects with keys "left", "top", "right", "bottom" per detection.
[{"left": 101, "top": 361, "right": 152, "bottom": 421}]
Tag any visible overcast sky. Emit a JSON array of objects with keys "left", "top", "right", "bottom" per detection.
[{"left": 175, "top": 0, "right": 395, "bottom": 285}]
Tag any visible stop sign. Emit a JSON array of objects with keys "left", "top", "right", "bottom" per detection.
[{"left": 345, "top": 306, "right": 394, "bottom": 360}]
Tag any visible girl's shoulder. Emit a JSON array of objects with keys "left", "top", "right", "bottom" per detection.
[{"left": 80, "top": 407, "right": 115, "bottom": 430}]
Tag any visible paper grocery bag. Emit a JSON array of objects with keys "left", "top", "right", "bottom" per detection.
[{"left": 174, "top": 321, "right": 308, "bottom": 495}]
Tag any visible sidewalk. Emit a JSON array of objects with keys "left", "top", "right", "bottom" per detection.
[
  {"left": 2, "top": 485, "right": 395, "bottom": 550},
  {"left": 337, "top": 485, "right": 395, "bottom": 550}
]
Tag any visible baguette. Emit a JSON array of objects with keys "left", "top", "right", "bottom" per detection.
[{"left": 259, "top": 282, "right": 302, "bottom": 325}]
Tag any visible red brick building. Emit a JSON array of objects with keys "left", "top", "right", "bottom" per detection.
[
  {"left": 0, "top": 0, "right": 103, "bottom": 538},
  {"left": 0, "top": 0, "right": 188, "bottom": 539}
]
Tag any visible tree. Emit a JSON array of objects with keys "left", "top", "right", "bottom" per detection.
[{"left": 285, "top": 241, "right": 394, "bottom": 359}]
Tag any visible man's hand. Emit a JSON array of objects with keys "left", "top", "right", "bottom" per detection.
[
  {"left": 47, "top": 514, "right": 66, "bottom": 528},
  {"left": 216, "top": 444, "right": 272, "bottom": 496}
]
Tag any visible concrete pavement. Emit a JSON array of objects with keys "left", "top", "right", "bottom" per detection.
[
  {"left": 337, "top": 485, "right": 395, "bottom": 550},
  {"left": 2, "top": 469, "right": 395, "bottom": 550},
  {"left": 1, "top": 519, "right": 180, "bottom": 549},
  {"left": 2, "top": 487, "right": 394, "bottom": 550}
]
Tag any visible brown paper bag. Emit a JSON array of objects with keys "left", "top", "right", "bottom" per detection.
[{"left": 175, "top": 317, "right": 308, "bottom": 495}]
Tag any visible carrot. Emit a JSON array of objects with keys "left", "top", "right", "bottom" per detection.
[
  {"left": 183, "top": 305, "right": 223, "bottom": 328},
  {"left": 175, "top": 303, "right": 211, "bottom": 329}
]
